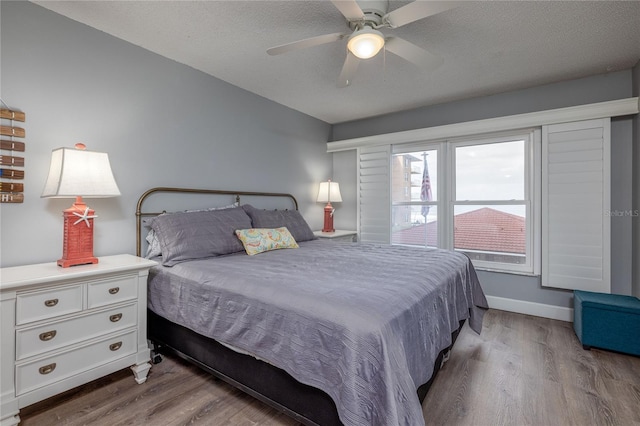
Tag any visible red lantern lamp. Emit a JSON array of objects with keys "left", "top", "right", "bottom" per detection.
[{"left": 41, "top": 144, "right": 120, "bottom": 267}]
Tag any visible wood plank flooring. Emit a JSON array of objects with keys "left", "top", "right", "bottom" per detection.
[{"left": 19, "top": 309, "right": 640, "bottom": 425}]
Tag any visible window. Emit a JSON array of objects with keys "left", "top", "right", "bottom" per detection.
[
  {"left": 391, "top": 130, "right": 539, "bottom": 274},
  {"left": 392, "top": 149, "right": 438, "bottom": 247},
  {"left": 348, "top": 102, "right": 626, "bottom": 285}
]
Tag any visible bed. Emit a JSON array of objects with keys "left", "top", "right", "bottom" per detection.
[{"left": 136, "top": 187, "right": 489, "bottom": 426}]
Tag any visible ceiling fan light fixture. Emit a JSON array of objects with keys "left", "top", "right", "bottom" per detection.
[{"left": 347, "top": 27, "right": 385, "bottom": 59}]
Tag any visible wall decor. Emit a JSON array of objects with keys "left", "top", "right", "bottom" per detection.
[{"left": 0, "top": 102, "right": 25, "bottom": 204}]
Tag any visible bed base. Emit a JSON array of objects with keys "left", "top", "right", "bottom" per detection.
[{"left": 148, "top": 310, "right": 464, "bottom": 426}]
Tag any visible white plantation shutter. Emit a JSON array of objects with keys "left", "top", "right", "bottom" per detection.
[
  {"left": 542, "top": 118, "right": 610, "bottom": 292},
  {"left": 358, "top": 145, "right": 391, "bottom": 243}
]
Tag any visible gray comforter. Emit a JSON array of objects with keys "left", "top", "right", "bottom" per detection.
[{"left": 147, "top": 240, "right": 488, "bottom": 426}]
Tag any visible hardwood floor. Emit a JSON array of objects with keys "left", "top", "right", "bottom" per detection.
[
  {"left": 422, "top": 309, "right": 640, "bottom": 426},
  {"left": 20, "top": 309, "right": 640, "bottom": 425}
]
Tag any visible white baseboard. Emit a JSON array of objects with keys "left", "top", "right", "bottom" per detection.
[{"left": 485, "top": 295, "right": 573, "bottom": 322}]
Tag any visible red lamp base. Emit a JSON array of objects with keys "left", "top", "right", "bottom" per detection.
[
  {"left": 322, "top": 203, "right": 335, "bottom": 233},
  {"left": 57, "top": 256, "right": 98, "bottom": 268},
  {"left": 58, "top": 196, "right": 99, "bottom": 268},
  {"left": 58, "top": 257, "right": 98, "bottom": 268}
]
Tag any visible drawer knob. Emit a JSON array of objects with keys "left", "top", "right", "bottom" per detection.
[
  {"left": 44, "top": 298, "right": 59, "bottom": 307},
  {"left": 39, "top": 363, "right": 56, "bottom": 375},
  {"left": 109, "top": 341, "right": 123, "bottom": 351},
  {"left": 108, "top": 287, "right": 120, "bottom": 295},
  {"left": 109, "top": 313, "right": 122, "bottom": 323},
  {"left": 39, "top": 330, "right": 57, "bottom": 341}
]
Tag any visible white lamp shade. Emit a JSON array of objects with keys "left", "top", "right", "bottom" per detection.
[
  {"left": 317, "top": 181, "right": 342, "bottom": 203},
  {"left": 347, "top": 28, "right": 385, "bottom": 59},
  {"left": 41, "top": 147, "right": 121, "bottom": 198}
]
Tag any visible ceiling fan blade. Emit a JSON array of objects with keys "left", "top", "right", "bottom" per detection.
[
  {"left": 267, "top": 32, "right": 347, "bottom": 56},
  {"left": 331, "top": 0, "right": 365, "bottom": 21},
  {"left": 384, "top": 37, "right": 443, "bottom": 71},
  {"left": 384, "top": 1, "right": 461, "bottom": 28},
  {"left": 337, "top": 51, "right": 360, "bottom": 88}
]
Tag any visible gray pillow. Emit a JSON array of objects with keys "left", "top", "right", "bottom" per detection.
[
  {"left": 143, "top": 203, "right": 239, "bottom": 258},
  {"left": 242, "top": 204, "right": 316, "bottom": 242},
  {"left": 150, "top": 206, "right": 252, "bottom": 266}
]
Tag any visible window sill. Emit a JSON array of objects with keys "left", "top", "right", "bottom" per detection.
[{"left": 474, "top": 267, "right": 540, "bottom": 277}]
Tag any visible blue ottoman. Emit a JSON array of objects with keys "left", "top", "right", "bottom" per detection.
[{"left": 573, "top": 290, "right": 640, "bottom": 356}]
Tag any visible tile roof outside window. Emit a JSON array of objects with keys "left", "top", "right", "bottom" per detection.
[{"left": 392, "top": 207, "right": 525, "bottom": 255}]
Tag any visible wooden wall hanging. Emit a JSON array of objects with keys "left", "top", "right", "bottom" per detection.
[{"left": 0, "top": 103, "right": 25, "bottom": 203}]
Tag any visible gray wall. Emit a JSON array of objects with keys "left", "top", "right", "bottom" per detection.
[
  {"left": 332, "top": 150, "right": 357, "bottom": 231},
  {"left": 0, "top": 2, "right": 332, "bottom": 267},
  {"left": 332, "top": 71, "right": 637, "bottom": 308}
]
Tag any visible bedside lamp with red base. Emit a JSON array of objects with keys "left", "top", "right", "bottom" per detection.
[
  {"left": 41, "top": 144, "right": 120, "bottom": 267},
  {"left": 316, "top": 179, "right": 342, "bottom": 233}
]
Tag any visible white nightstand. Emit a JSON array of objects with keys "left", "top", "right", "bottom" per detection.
[
  {"left": 0, "top": 254, "right": 157, "bottom": 426},
  {"left": 313, "top": 230, "right": 358, "bottom": 242}
]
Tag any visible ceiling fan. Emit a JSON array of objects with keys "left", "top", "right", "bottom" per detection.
[{"left": 267, "top": 0, "right": 460, "bottom": 87}]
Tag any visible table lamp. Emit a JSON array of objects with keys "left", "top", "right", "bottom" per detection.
[
  {"left": 41, "top": 143, "right": 121, "bottom": 267},
  {"left": 317, "top": 179, "right": 342, "bottom": 233}
]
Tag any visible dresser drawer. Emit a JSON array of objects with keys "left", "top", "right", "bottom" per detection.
[
  {"left": 87, "top": 275, "right": 137, "bottom": 309},
  {"left": 16, "top": 285, "right": 83, "bottom": 326},
  {"left": 16, "top": 330, "right": 137, "bottom": 396},
  {"left": 16, "top": 303, "right": 137, "bottom": 360}
]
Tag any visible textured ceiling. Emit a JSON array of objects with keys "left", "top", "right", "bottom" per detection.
[{"left": 33, "top": 1, "right": 640, "bottom": 124}]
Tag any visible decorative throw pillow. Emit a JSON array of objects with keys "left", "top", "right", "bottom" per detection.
[
  {"left": 150, "top": 206, "right": 252, "bottom": 266},
  {"left": 235, "top": 227, "right": 299, "bottom": 256},
  {"left": 242, "top": 204, "right": 316, "bottom": 242}
]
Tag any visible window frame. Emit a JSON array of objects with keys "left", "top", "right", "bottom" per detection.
[{"left": 391, "top": 129, "right": 541, "bottom": 275}]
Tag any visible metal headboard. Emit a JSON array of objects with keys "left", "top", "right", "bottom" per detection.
[{"left": 135, "top": 187, "right": 299, "bottom": 257}]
